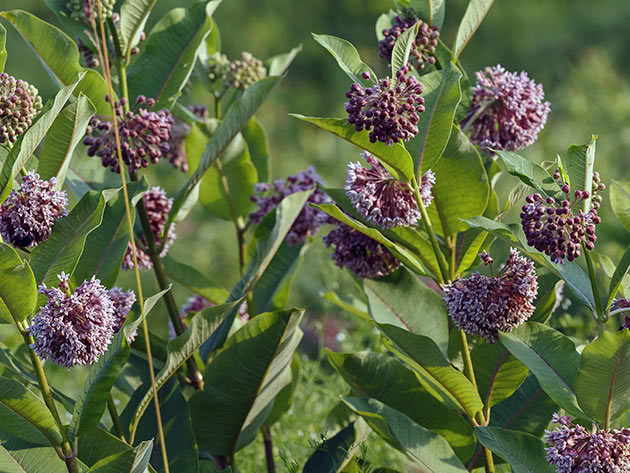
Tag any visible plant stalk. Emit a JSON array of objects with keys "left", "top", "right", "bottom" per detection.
[
  {"left": 483, "top": 446, "right": 496, "bottom": 473},
  {"left": 263, "top": 427, "right": 277, "bottom": 473}
]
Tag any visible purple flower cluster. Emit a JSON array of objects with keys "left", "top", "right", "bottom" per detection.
[
  {"left": 545, "top": 414, "right": 630, "bottom": 473},
  {"left": 30, "top": 274, "right": 116, "bottom": 368},
  {"left": 521, "top": 169, "right": 604, "bottom": 263},
  {"left": 249, "top": 167, "right": 331, "bottom": 245},
  {"left": 443, "top": 248, "right": 538, "bottom": 343},
  {"left": 611, "top": 299, "right": 630, "bottom": 330},
  {"left": 0, "top": 172, "right": 68, "bottom": 248},
  {"left": 165, "top": 105, "right": 208, "bottom": 173},
  {"left": 0, "top": 73, "right": 43, "bottom": 147},
  {"left": 227, "top": 52, "right": 267, "bottom": 90},
  {"left": 345, "top": 152, "right": 434, "bottom": 228},
  {"left": 461, "top": 65, "right": 550, "bottom": 153},
  {"left": 323, "top": 221, "right": 401, "bottom": 278},
  {"left": 345, "top": 67, "right": 425, "bottom": 145},
  {"left": 108, "top": 287, "right": 136, "bottom": 333},
  {"left": 68, "top": 0, "right": 115, "bottom": 25},
  {"left": 122, "top": 187, "right": 176, "bottom": 270},
  {"left": 83, "top": 95, "right": 174, "bottom": 174},
  {"left": 378, "top": 16, "right": 439, "bottom": 70}
]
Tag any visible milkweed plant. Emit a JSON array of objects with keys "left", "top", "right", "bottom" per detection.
[{"left": 0, "top": 0, "right": 628, "bottom": 472}]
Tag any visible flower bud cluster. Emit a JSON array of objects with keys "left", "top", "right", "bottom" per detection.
[
  {"left": 227, "top": 52, "right": 267, "bottom": 90},
  {"left": 521, "top": 169, "right": 604, "bottom": 263},
  {"left": 443, "top": 248, "right": 538, "bottom": 343},
  {"left": 108, "top": 287, "right": 136, "bottom": 333},
  {"left": 83, "top": 95, "right": 174, "bottom": 174},
  {"left": 345, "top": 67, "right": 424, "bottom": 145},
  {"left": 165, "top": 105, "right": 208, "bottom": 173},
  {"left": 323, "top": 221, "right": 401, "bottom": 278},
  {"left": 544, "top": 413, "right": 630, "bottom": 473},
  {"left": 0, "top": 172, "right": 68, "bottom": 248},
  {"left": 68, "top": 0, "right": 116, "bottom": 25},
  {"left": 250, "top": 167, "right": 331, "bottom": 245},
  {"left": 378, "top": 15, "right": 439, "bottom": 70},
  {"left": 0, "top": 73, "right": 43, "bottom": 147},
  {"left": 122, "top": 187, "right": 176, "bottom": 270},
  {"left": 461, "top": 65, "right": 550, "bottom": 153},
  {"left": 345, "top": 152, "right": 434, "bottom": 228},
  {"left": 208, "top": 53, "right": 230, "bottom": 82}
]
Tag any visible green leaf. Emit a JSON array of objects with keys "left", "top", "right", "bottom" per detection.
[
  {"left": 0, "top": 376, "right": 62, "bottom": 446},
  {"left": 390, "top": 23, "right": 419, "bottom": 76},
  {"left": 264, "top": 354, "right": 301, "bottom": 427},
  {"left": 475, "top": 426, "right": 554, "bottom": 473},
  {"left": 497, "top": 150, "right": 556, "bottom": 195},
  {"left": 30, "top": 189, "right": 107, "bottom": 291},
  {"left": 0, "top": 78, "right": 80, "bottom": 203},
  {"left": 86, "top": 441, "right": 153, "bottom": 473},
  {"left": 127, "top": 1, "right": 221, "bottom": 109},
  {"left": 608, "top": 245, "right": 630, "bottom": 310},
  {"left": 426, "top": 127, "right": 489, "bottom": 236},
  {"left": 1, "top": 10, "right": 111, "bottom": 115},
  {"left": 344, "top": 398, "right": 468, "bottom": 472},
  {"left": 380, "top": 324, "right": 483, "bottom": 418},
  {"left": 455, "top": 229, "right": 488, "bottom": 275},
  {"left": 575, "top": 330, "right": 630, "bottom": 426},
  {"left": 169, "top": 77, "right": 281, "bottom": 224},
  {"left": 252, "top": 242, "right": 306, "bottom": 315},
  {"left": 313, "top": 203, "right": 427, "bottom": 275},
  {"left": 327, "top": 351, "right": 475, "bottom": 461},
  {"left": 363, "top": 267, "right": 449, "bottom": 357},
  {"left": 530, "top": 274, "right": 563, "bottom": 324},
  {"left": 453, "top": 0, "right": 495, "bottom": 59},
  {"left": 499, "top": 322, "right": 585, "bottom": 419},
  {"left": 375, "top": 11, "right": 396, "bottom": 41},
  {"left": 119, "top": 0, "right": 157, "bottom": 56},
  {"left": 162, "top": 256, "right": 228, "bottom": 302},
  {"left": 0, "top": 24, "right": 6, "bottom": 73},
  {"left": 302, "top": 421, "right": 370, "bottom": 473},
  {"left": 471, "top": 342, "right": 528, "bottom": 409},
  {"left": 406, "top": 62, "right": 462, "bottom": 175},
  {"left": 266, "top": 44, "right": 303, "bottom": 77},
  {"left": 566, "top": 137, "right": 597, "bottom": 211},
  {"left": 38, "top": 95, "right": 95, "bottom": 189},
  {"left": 0, "top": 243, "right": 37, "bottom": 323},
  {"left": 610, "top": 180, "right": 630, "bottom": 231},
  {"left": 410, "top": 0, "right": 446, "bottom": 28},
  {"left": 70, "top": 180, "right": 148, "bottom": 289},
  {"left": 191, "top": 309, "right": 304, "bottom": 456},
  {"left": 241, "top": 117, "right": 270, "bottom": 182},
  {"left": 77, "top": 427, "right": 138, "bottom": 467},
  {"left": 322, "top": 291, "right": 370, "bottom": 321},
  {"left": 311, "top": 34, "right": 375, "bottom": 86},
  {"left": 291, "top": 116, "right": 414, "bottom": 182},
  {"left": 0, "top": 440, "right": 67, "bottom": 473}
]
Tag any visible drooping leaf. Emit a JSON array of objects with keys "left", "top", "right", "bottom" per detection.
[
  {"left": 190, "top": 309, "right": 304, "bottom": 456},
  {"left": 475, "top": 426, "right": 554, "bottom": 473},
  {"left": 169, "top": 77, "right": 281, "bottom": 224},
  {"left": 406, "top": 62, "right": 462, "bottom": 175},
  {"left": 499, "top": 322, "right": 585, "bottom": 419},
  {"left": 497, "top": 151, "right": 556, "bottom": 195},
  {"left": 344, "top": 398, "right": 468, "bottom": 472},
  {"left": 291, "top": 115, "right": 414, "bottom": 182},
  {"left": 127, "top": 1, "right": 221, "bottom": 109},
  {"left": 86, "top": 441, "right": 153, "bottom": 473},
  {"left": 575, "top": 330, "right": 630, "bottom": 426},
  {"left": 363, "top": 267, "right": 449, "bottom": 357},
  {"left": 312, "top": 34, "right": 375, "bottom": 85},
  {"left": 302, "top": 421, "right": 370, "bottom": 473},
  {"left": 327, "top": 351, "right": 476, "bottom": 461},
  {"left": 241, "top": 117, "right": 271, "bottom": 182},
  {"left": 0, "top": 243, "right": 37, "bottom": 324},
  {"left": 0, "top": 10, "right": 111, "bottom": 115},
  {"left": 380, "top": 324, "right": 483, "bottom": 418},
  {"left": 453, "top": 0, "right": 495, "bottom": 59},
  {"left": 390, "top": 23, "right": 419, "bottom": 76},
  {"left": 610, "top": 180, "right": 630, "bottom": 231},
  {"left": 119, "top": 0, "right": 158, "bottom": 55}
]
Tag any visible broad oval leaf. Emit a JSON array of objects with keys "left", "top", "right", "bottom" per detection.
[
  {"left": 499, "top": 322, "right": 585, "bottom": 419},
  {"left": 566, "top": 137, "right": 597, "bottom": 211},
  {"left": 0, "top": 243, "right": 37, "bottom": 323},
  {"left": 119, "top": 0, "right": 158, "bottom": 55},
  {"left": 302, "top": 421, "right": 370, "bottom": 473},
  {"left": 0, "top": 10, "right": 110, "bottom": 115},
  {"left": 575, "top": 330, "right": 630, "bottom": 426},
  {"left": 242, "top": 116, "right": 271, "bottom": 183},
  {"left": 453, "top": 0, "right": 495, "bottom": 59},
  {"left": 86, "top": 440, "right": 153, "bottom": 473},
  {"left": 0, "top": 440, "right": 67, "bottom": 473},
  {"left": 497, "top": 150, "right": 555, "bottom": 196},
  {"left": 610, "top": 180, "right": 630, "bottom": 231},
  {"left": 190, "top": 309, "right": 304, "bottom": 456},
  {"left": 390, "top": 23, "right": 419, "bottom": 76},
  {"left": 311, "top": 34, "right": 375, "bottom": 85},
  {"left": 410, "top": 0, "right": 446, "bottom": 28}
]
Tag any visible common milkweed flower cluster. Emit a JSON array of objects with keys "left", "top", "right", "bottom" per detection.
[
  {"left": 67, "top": 0, "right": 116, "bottom": 24},
  {"left": 346, "top": 152, "right": 434, "bottom": 228},
  {"left": 0, "top": 172, "right": 68, "bottom": 248},
  {"left": 30, "top": 273, "right": 135, "bottom": 368},
  {"left": 207, "top": 51, "right": 267, "bottom": 91},
  {"left": 345, "top": 66, "right": 425, "bottom": 145},
  {"left": 378, "top": 15, "right": 440, "bottom": 70},
  {"left": 461, "top": 64, "right": 550, "bottom": 153},
  {"left": 122, "top": 187, "right": 176, "bottom": 270},
  {"left": 83, "top": 95, "right": 174, "bottom": 174},
  {"left": 544, "top": 414, "right": 630, "bottom": 473},
  {"left": 443, "top": 248, "right": 538, "bottom": 343},
  {"left": 165, "top": 105, "right": 209, "bottom": 173},
  {"left": 0, "top": 73, "right": 42, "bottom": 147},
  {"left": 521, "top": 169, "right": 604, "bottom": 263},
  {"left": 249, "top": 167, "right": 331, "bottom": 245}
]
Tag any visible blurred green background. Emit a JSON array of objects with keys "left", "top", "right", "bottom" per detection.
[{"left": 2, "top": 0, "right": 630, "bottom": 470}]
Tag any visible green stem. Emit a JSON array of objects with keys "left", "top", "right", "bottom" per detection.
[
  {"left": 107, "top": 394, "right": 126, "bottom": 442},
  {"left": 583, "top": 246, "right": 605, "bottom": 328},
  {"left": 483, "top": 446, "right": 496, "bottom": 473}
]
